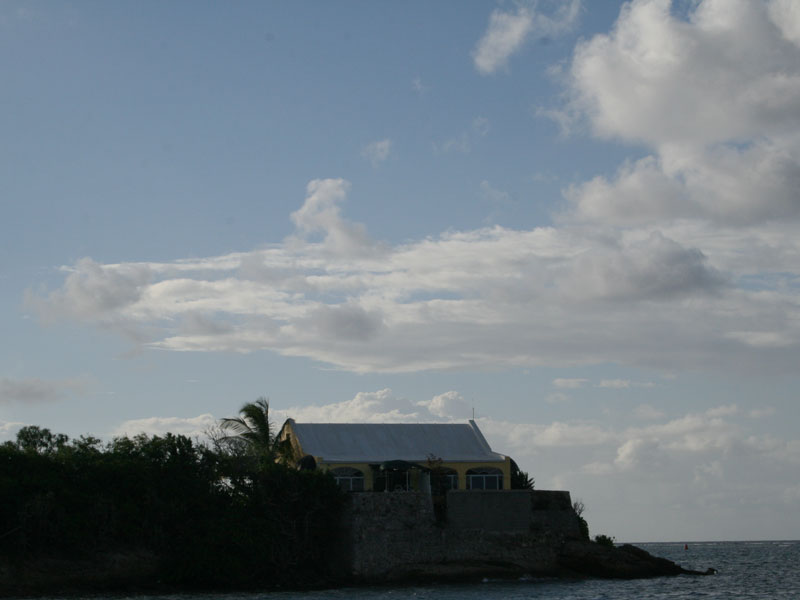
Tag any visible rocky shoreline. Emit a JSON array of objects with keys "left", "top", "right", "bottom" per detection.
[
  {"left": 0, "top": 541, "right": 714, "bottom": 597},
  {"left": 361, "top": 540, "right": 714, "bottom": 584},
  {"left": 0, "top": 542, "right": 713, "bottom": 597}
]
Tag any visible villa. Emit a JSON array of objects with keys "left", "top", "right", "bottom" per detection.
[{"left": 277, "top": 419, "right": 512, "bottom": 492}]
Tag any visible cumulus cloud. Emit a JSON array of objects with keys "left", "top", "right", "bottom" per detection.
[
  {"left": 111, "top": 413, "right": 217, "bottom": 438},
  {"left": 558, "top": 0, "right": 800, "bottom": 229},
  {"left": 0, "top": 377, "right": 89, "bottom": 404},
  {"left": 419, "top": 391, "right": 473, "bottom": 420},
  {"left": 473, "top": 0, "right": 581, "bottom": 75},
  {"left": 288, "top": 178, "right": 377, "bottom": 256},
  {"left": 270, "top": 389, "right": 470, "bottom": 425},
  {"left": 567, "top": 0, "right": 800, "bottom": 146},
  {"left": 362, "top": 138, "right": 392, "bottom": 166},
  {"left": 25, "top": 258, "right": 152, "bottom": 325},
  {"left": 273, "top": 389, "right": 435, "bottom": 424}
]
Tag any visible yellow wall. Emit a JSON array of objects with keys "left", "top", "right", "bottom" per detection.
[
  {"left": 277, "top": 419, "right": 512, "bottom": 491},
  {"left": 315, "top": 459, "right": 511, "bottom": 491}
]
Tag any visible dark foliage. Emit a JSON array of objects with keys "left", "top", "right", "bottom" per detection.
[
  {"left": 509, "top": 458, "right": 534, "bottom": 490},
  {"left": 572, "top": 498, "right": 590, "bottom": 540},
  {"left": 0, "top": 426, "right": 345, "bottom": 589},
  {"left": 595, "top": 533, "right": 616, "bottom": 547}
]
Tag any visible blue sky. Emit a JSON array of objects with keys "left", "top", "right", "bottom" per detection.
[{"left": 3, "top": 0, "right": 800, "bottom": 542}]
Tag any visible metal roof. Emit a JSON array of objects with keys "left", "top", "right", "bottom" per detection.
[{"left": 285, "top": 420, "right": 506, "bottom": 464}]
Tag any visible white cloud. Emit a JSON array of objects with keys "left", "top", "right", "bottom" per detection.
[
  {"left": 288, "top": 178, "right": 378, "bottom": 257},
  {"left": 568, "top": 0, "right": 800, "bottom": 147},
  {"left": 273, "top": 388, "right": 450, "bottom": 424},
  {"left": 362, "top": 138, "right": 392, "bottom": 166},
  {"left": 559, "top": 0, "right": 800, "bottom": 229},
  {"left": 473, "top": 0, "right": 581, "bottom": 75},
  {"left": 25, "top": 258, "right": 152, "bottom": 326},
  {"left": 419, "top": 391, "right": 473, "bottom": 420},
  {"left": 769, "top": 0, "right": 800, "bottom": 47},
  {"left": 24, "top": 1, "right": 800, "bottom": 382},
  {"left": 111, "top": 413, "right": 217, "bottom": 438},
  {"left": 26, "top": 177, "right": 800, "bottom": 375},
  {"left": 473, "top": 4, "right": 533, "bottom": 75}
]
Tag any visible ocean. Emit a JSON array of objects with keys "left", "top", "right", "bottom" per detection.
[{"left": 29, "top": 540, "right": 800, "bottom": 600}]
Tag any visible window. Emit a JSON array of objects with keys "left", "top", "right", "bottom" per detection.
[
  {"left": 466, "top": 467, "right": 503, "bottom": 490},
  {"left": 331, "top": 467, "right": 364, "bottom": 492}
]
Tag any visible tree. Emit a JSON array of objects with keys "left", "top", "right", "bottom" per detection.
[
  {"left": 219, "top": 397, "right": 293, "bottom": 463},
  {"left": 509, "top": 458, "right": 534, "bottom": 490},
  {"left": 573, "top": 498, "right": 590, "bottom": 540},
  {"left": 15, "top": 426, "right": 69, "bottom": 455}
]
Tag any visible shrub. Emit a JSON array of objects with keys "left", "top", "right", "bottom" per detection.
[{"left": 594, "top": 534, "right": 616, "bottom": 547}]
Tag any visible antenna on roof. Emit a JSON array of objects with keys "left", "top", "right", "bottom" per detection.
[{"left": 472, "top": 405, "right": 475, "bottom": 420}]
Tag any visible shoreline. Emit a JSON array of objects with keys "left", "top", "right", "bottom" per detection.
[{"left": 1, "top": 542, "right": 713, "bottom": 598}]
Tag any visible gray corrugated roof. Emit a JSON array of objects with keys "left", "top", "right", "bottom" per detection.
[{"left": 287, "top": 420, "right": 506, "bottom": 463}]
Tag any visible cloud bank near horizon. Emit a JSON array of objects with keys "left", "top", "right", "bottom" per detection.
[{"left": 100, "top": 387, "right": 799, "bottom": 541}]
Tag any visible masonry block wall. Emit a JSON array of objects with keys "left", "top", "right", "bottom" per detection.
[
  {"left": 447, "top": 490, "right": 532, "bottom": 532},
  {"left": 340, "top": 489, "right": 583, "bottom": 581}
]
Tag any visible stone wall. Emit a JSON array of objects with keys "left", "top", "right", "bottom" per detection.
[
  {"left": 447, "top": 490, "right": 532, "bottom": 532},
  {"left": 340, "top": 489, "right": 583, "bottom": 581}
]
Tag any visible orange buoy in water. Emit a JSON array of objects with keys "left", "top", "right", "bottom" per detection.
[{"left": 684, "top": 544, "right": 689, "bottom": 551}]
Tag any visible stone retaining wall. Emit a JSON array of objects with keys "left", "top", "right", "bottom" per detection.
[
  {"left": 447, "top": 490, "right": 532, "bottom": 532},
  {"left": 341, "top": 489, "right": 583, "bottom": 581}
]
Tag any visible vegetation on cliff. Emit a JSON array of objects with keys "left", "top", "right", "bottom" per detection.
[{"left": 0, "top": 423, "right": 345, "bottom": 593}]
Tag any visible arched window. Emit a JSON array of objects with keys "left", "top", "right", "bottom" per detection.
[
  {"left": 330, "top": 467, "right": 365, "bottom": 492},
  {"left": 466, "top": 467, "right": 503, "bottom": 490}
]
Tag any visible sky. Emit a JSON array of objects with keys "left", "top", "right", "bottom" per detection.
[{"left": 2, "top": 0, "right": 800, "bottom": 543}]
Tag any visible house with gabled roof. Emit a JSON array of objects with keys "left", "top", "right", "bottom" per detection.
[{"left": 277, "top": 418, "right": 512, "bottom": 492}]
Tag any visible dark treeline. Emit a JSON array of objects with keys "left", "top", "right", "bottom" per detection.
[{"left": 0, "top": 425, "right": 346, "bottom": 593}]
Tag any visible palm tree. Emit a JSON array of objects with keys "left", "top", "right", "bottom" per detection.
[{"left": 220, "top": 397, "right": 293, "bottom": 463}]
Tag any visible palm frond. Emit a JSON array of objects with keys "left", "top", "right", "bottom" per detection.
[{"left": 219, "top": 397, "right": 277, "bottom": 455}]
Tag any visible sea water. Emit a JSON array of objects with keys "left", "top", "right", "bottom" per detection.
[{"left": 30, "top": 540, "right": 800, "bottom": 600}]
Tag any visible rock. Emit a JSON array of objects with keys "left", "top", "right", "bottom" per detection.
[{"left": 556, "top": 541, "right": 714, "bottom": 579}]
